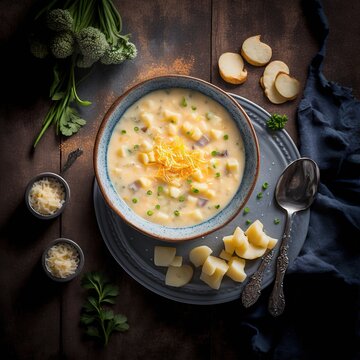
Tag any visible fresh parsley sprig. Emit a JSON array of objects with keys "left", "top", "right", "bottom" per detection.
[
  {"left": 266, "top": 113, "right": 288, "bottom": 130},
  {"left": 80, "top": 272, "right": 129, "bottom": 346}
]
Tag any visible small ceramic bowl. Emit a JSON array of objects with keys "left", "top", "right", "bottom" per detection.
[
  {"left": 94, "top": 75, "right": 260, "bottom": 241},
  {"left": 25, "top": 172, "right": 70, "bottom": 219},
  {"left": 42, "top": 238, "right": 85, "bottom": 282}
]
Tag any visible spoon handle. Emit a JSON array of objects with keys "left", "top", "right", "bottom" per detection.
[
  {"left": 268, "top": 211, "right": 294, "bottom": 316},
  {"left": 241, "top": 249, "right": 274, "bottom": 307}
]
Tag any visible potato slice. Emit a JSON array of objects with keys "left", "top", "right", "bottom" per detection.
[
  {"left": 264, "top": 85, "right": 288, "bottom": 104},
  {"left": 245, "top": 220, "right": 269, "bottom": 248},
  {"left": 218, "top": 52, "right": 248, "bottom": 85},
  {"left": 226, "top": 257, "right": 247, "bottom": 282},
  {"left": 189, "top": 245, "right": 213, "bottom": 267},
  {"left": 154, "top": 246, "right": 176, "bottom": 266},
  {"left": 275, "top": 72, "right": 300, "bottom": 100},
  {"left": 241, "top": 35, "right": 272, "bottom": 66},
  {"left": 165, "top": 265, "right": 193, "bottom": 287},
  {"left": 202, "top": 256, "right": 229, "bottom": 276},
  {"left": 263, "top": 60, "right": 289, "bottom": 90}
]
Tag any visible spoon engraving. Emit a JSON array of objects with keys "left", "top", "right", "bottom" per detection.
[{"left": 268, "top": 157, "right": 320, "bottom": 316}]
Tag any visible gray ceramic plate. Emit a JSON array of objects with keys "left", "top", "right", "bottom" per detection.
[{"left": 93, "top": 94, "right": 309, "bottom": 305}]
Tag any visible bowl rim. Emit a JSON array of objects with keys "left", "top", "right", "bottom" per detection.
[
  {"left": 25, "top": 171, "right": 70, "bottom": 219},
  {"left": 42, "top": 237, "right": 85, "bottom": 282},
  {"left": 94, "top": 74, "right": 260, "bottom": 242}
]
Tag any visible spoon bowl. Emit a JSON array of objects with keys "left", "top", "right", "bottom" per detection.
[{"left": 268, "top": 157, "right": 320, "bottom": 316}]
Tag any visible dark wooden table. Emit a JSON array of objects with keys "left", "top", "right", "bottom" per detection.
[{"left": 1, "top": 1, "right": 359, "bottom": 359}]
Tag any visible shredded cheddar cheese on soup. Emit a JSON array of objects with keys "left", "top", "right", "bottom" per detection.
[{"left": 153, "top": 136, "right": 209, "bottom": 184}]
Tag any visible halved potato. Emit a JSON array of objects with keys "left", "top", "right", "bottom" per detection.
[
  {"left": 241, "top": 35, "right": 272, "bottom": 66},
  {"left": 218, "top": 52, "right": 248, "bottom": 84},
  {"left": 275, "top": 72, "right": 300, "bottom": 100},
  {"left": 189, "top": 245, "right": 213, "bottom": 267},
  {"left": 165, "top": 265, "right": 193, "bottom": 287}
]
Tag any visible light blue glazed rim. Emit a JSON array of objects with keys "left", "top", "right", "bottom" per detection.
[{"left": 94, "top": 75, "right": 260, "bottom": 241}]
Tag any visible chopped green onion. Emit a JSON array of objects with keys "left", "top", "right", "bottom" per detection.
[
  {"left": 257, "top": 192, "right": 263, "bottom": 199},
  {"left": 132, "top": 198, "right": 138, "bottom": 204},
  {"left": 192, "top": 188, "right": 199, "bottom": 193},
  {"left": 155, "top": 204, "right": 161, "bottom": 210},
  {"left": 191, "top": 105, "right": 197, "bottom": 111},
  {"left": 243, "top": 207, "right": 250, "bottom": 215},
  {"left": 211, "top": 150, "right": 218, "bottom": 157},
  {"left": 246, "top": 219, "right": 252, "bottom": 225},
  {"left": 223, "top": 134, "right": 229, "bottom": 140},
  {"left": 215, "top": 204, "right": 220, "bottom": 209},
  {"left": 174, "top": 210, "right": 180, "bottom": 216},
  {"left": 186, "top": 179, "right": 192, "bottom": 184},
  {"left": 179, "top": 195, "right": 186, "bottom": 202},
  {"left": 133, "top": 144, "right": 139, "bottom": 150},
  {"left": 147, "top": 210, "right": 153, "bottom": 216},
  {"left": 215, "top": 172, "right": 221, "bottom": 178},
  {"left": 262, "top": 182, "right": 269, "bottom": 190},
  {"left": 186, "top": 131, "right": 191, "bottom": 135},
  {"left": 157, "top": 186, "right": 164, "bottom": 195},
  {"left": 121, "top": 130, "right": 126, "bottom": 134},
  {"left": 181, "top": 97, "right": 187, "bottom": 107},
  {"left": 147, "top": 190, "right": 152, "bottom": 195},
  {"left": 274, "top": 218, "right": 280, "bottom": 225},
  {"left": 134, "top": 126, "right": 139, "bottom": 132}
]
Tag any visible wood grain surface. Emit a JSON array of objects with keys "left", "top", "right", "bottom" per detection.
[{"left": 0, "top": 0, "right": 359, "bottom": 359}]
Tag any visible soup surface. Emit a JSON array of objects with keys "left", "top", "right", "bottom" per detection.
[{"left": 108, "top": 88, "right": 245, "bottom": 227}]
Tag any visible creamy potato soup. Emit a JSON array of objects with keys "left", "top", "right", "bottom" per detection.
[{"left": 108, "top": 88, "right": 245, "bottom": 227}]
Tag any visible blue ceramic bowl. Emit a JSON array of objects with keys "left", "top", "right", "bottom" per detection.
[{"left": 94, "top": 75, "right": 260, "bottom": 242}]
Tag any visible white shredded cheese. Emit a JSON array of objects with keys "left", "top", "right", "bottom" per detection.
[
  {"left": 29, "top": 177, "right": 65, "bottom": 215},
  {"left": 45, "top": 243, "right": 79, "bottom": 278}
]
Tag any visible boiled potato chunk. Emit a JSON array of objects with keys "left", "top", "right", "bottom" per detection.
[
  {"left": 154, "top": 246, "right": 176, "bottom": 266},
  {"left": 267, "top": 236, "right": 278, "bottom": 250},
  {"left": 275, "top": 72, "right": 300, "bottom": 100},
  {"left": 189, "top": 245, "right": 213, "bottom": 267},
  {"left": 241, "top": 35, "right": 272, "bottom": 66},
  {"left": 218, "top": 52, "right": 248, "bottom": 85},
  {"left": 245, "top": 220, "right": 269, "bottom": 248},
  {"left": 202, "top": 256, "right": 229, "bottom": 276},
  {"left": 222, "top": 235, "right": 236, "bottom": 255},
  {"left": 200, "top": 268, "right": 226, "bottom": 290},
  {"left": 219, "top": 249, "right": 232, "bottom": 261},
  {"left": 165, "top": 265, "right": 193, "bottom": 287},
  {"left": 235, "top": 242, "right": 267, "bottom": 260},
  {"left": 226, "top": 257, "right": 247, "bottom": 282}
]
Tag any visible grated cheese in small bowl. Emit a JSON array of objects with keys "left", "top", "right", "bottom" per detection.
[
  {"left": 25, "top": 172, "right": 70, "bottom": 219},
  {"left": 42, "top": 238, "right": 84, "bottom": 282}
]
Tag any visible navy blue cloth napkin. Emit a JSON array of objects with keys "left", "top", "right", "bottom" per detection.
[{"left": 240, "top": 1, "right": 360, "bottom": 359}]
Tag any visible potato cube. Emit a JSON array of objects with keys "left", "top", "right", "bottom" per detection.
[
  {"left": 138, "top": 152, "right": 149, "bottom": 165},
  {"left": 140, "top": 112, "right": 154, "bottom": 127},
  {"left": 182, "top": 121, "right": 193, "bottom": 134},
  {"left": 219, "top": 249, "right": 232, "bottom": 261},
  {"left": 168, "top": 123, "right": 178, "bottom": 135},
  {"left": 137, "top": 177, "right": 152, "bottom": 188},
  {"left": 226, "top": 258, "right": 247, "bottom": 282},
  {"left": 187, "top": 195, "right": 198, "bottom": 205},
  {"left": 190, "top": 127, "right": 203, "bottom": 141},
  {"left": 198, "top": 120, "right": 209, "bottom": 132},
  {"left": 165, "top": 265, "right": 193, "bottom": 287},
  {"left": 204, "top": 189, "right": 216, "bottom": 199},
  {"left": 153, "top": 211, "right": 170, "bottom": 222},
  {"left": 226, "top": 158, "right": 240, "bottom": 173},
  {"left": 188, "top": 209, "right": 203, "bottom": 221},
  {"left": 154, "top": 246, "right": 176, "bottom": 266},
  {"left": 189, "top": 245, "right": 213, "bottom": 267},
  {"left": 245, "top": 220, "right": 269, "bottom": 248},
  {"left": 147, "top": 151, "right": 156, "bottom": 162},
  {"left": 169, "top": 186, "right": 182, "bottom": 199},
  {"left": 191, "top": 182, "right": 208, "bottom": 193},
  {"left": 222, "top": 235, "right": 236, "bottom": 255},
  {"left": 192, "top": 169, "right": 204, "bottom": 182},
  {"left": 200, "top": 268, "right": 225, "bottom": 290},
  {"left": 164, "top": 109, "right": 181, "bottom": 124},
  {"left": 116, "top": 146, "right": 128, "bottom": 158},
  {"left": 170, "top": 256, "right": 183, "bottom": 267},
  {"left": 140, "top": 140, "right": 153, "bottom": 152},
  {"left": 202, "top": 256, "right": 229, "bottom": 276},
  {"left": 210, "top": 129, "right": 223, "bottom": 140}
]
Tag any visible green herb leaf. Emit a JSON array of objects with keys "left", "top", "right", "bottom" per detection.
[{"left": 266, "top": 114, "right": 288, "bottom": 130}]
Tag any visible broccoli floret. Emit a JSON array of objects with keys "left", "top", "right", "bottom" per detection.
[
  {"left": 76, "top": 55, "right": 96, "bottom": 68},
  {"left": 50, "top": 31, "right": 75, "bottom": 59},
  {"left": 29, "top": 38, "right": 48, "bottom": 59},
  {"left": 100, "top": 39, "right": 137, "bottom": 65},
  {"left": 46, "top": 9, "right": 73, "bottom": 32},
  {"left": 76, "top": 27, "right": 109, "bottom": 61}
]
